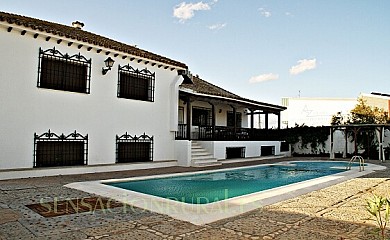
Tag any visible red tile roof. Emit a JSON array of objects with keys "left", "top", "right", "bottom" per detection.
[{"left": 0, "top": 11, "right": 187, "bottom": 68}]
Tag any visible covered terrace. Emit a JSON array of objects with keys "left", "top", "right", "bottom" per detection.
[{"left": 176, "top": 76, "right": 286, "bottom": 141}]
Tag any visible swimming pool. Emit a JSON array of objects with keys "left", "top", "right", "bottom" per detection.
[
  {"left": 106, "top": 161, "right": 354, "bottom": 204},
  {"left": 66, "top": 160, "right": 385, "bottom": 225}
]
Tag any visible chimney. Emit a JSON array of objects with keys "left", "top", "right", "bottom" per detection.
[{"left": 72, "top": 21, "right": 84, "bottom": 29}]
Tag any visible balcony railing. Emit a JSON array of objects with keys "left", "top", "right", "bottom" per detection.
[{"left": 175, "top": 125, "right": 284, "bottom": 141}]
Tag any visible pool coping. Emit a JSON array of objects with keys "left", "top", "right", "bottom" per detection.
[{"left": 65, "top": 161, "right": 386, "bottom": 225}]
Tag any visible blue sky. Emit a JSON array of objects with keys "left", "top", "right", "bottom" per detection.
[{"left": 1, "top": 0, "right": 389, "bottom": 105}]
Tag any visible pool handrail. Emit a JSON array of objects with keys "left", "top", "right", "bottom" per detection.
[{"left": 347, "top": 155, "right": 365, "bottom": 172}]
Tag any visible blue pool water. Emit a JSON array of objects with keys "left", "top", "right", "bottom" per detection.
[{"left": 107, "top": 161, "right": 359, "bottom": 204}]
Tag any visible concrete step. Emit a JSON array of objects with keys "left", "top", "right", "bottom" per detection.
[{"left": 190, "top": 141, "right": 220, "bottom": 167}]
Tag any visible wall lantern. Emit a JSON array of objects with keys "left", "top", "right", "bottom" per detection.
[{"left": 102, "top": 57, "right": 115, "bottom": 75}]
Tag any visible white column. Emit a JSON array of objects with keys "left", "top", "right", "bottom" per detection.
[{"left": 330, "top": 127, "right": 335, "bottom": 159}]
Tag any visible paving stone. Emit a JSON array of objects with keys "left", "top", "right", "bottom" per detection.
[
  {"left": 0, "top": 208, "right": 21, "bottom": 224},
  {"left": 0, "top": 221, "right": 36, "bottom": 239},
  {"left": 150, "top": 219, "right": 201, "bottom": 236},
  {"left": 247, "top": 208, "right": 305, "bottom": 224},
  {"left": 274, "top": 227, "right": 346, "bottom": 240},
  {"left": 223, "top": 217, "right": 285, "bottom": 236},
  {"left": 104, "top": 229, "right": 163, "bottom": 240},
  {"left": 299, "top": 217, "right": 361, "bottom": 236},
  {"left": 134, "top": 214, "right": 173, "bottom": 225},
  {"left": 322, "top": 208, "right": 372, "bottom": 225},
  {"left": 80, "top": 221, "right": 137, "bottom": 237},
  {"left": 0, "top": 183, "right": 36, "bottom": 191},
  {"left": 182, "top": 228, "right": 248, "bottom": 240},
  {"left": 35, "top": 231, "right": 88, "bottom": 240},
  {"left": 18, "top": 216, "right": 75, "bottom": 236}
]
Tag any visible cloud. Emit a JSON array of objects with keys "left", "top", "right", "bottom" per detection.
[
  {"left": 258, "top": 8, "right": 271, "bottom": 18},
  {"left": 208, "top": 23, "right": 226, "bottom": 30},
  {"left": 249, "top": 73, "right": 279, "bottom": 83},
  {"left": 173, "top": 1, "right": 212, "bottom": 23},
  {"left": 289, "top": 59, "right": 317, "bottom": 75}
]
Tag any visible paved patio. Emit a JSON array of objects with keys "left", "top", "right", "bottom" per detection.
[{"left": 0, "top": 158, "right": 389, "bottom": 240}]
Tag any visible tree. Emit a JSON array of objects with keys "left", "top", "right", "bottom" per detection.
[
  {"left": 347, "top": 97, "right": 390, "bottom": 124},
  {"left": 345, "top": 97, "right": 390, "bottom": 159}
]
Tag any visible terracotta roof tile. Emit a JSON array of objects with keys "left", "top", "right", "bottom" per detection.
[
  {"left": 0, "top": 11, "right": 187, "bottom": 69},
  {"left": 180, "top": 76, "right": 286, "bottom": 110},
  {"left": 180, "top": 76, "right": 240, "bottom": 99}
]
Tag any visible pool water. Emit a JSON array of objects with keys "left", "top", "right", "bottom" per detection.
[{"left": 107, "top": 161, "right": 359, "bottom": 204}]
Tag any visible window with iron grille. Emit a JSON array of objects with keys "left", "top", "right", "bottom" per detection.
[
  {"left": 226, "top": 147, "right": 245, "bottom": 159},
  {"left": 116, "top": 132, "right": 153, "bottom": 163},
  {"left": 37, "top": 47, "right": 91, "bottom": 94},
  {"left": 34, "top": 130, "right": 88, "bottom": 168},
  {"left": 118, "top": 64, "right": 155, "bottom": 102},
  {"left": 227, "top": 111, "right": 242, "bottom": 127},
  {"left": 261, "top": 146, "right": 275, "bottom": 156}
]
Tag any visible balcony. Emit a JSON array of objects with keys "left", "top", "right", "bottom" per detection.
[{"left": 175, "top": 124, "right": 284, "bottom": 141}]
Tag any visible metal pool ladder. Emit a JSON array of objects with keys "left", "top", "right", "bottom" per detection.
[{"left": 346, "top": 156, "right": 365, "bottom": 171}]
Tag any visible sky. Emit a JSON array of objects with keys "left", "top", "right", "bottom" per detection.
[{"left": 1, "top": 0, "right": 389, "bottom": 105}]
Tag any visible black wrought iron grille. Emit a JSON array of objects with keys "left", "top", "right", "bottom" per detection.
[
  {"left": 226, "top": 147, "right": 246, "bottom": 159},
  {"left": 34, "top": 130, "right": 88, "bottom": 168},
  {"left": 38, "top": 47, "right": 91, "bottom": 94},
  {"left": 261, "top": 146, "right": 275, "bottom": 156},
  {"left": 118, "top": 64, "right": 155, "bottom": 102},
  {"left": 116, "top": 132, "right": 153, "bottom": 163}
]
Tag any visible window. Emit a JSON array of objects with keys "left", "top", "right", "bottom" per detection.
[
  {"left": 118, "top": 64, "right": 155, "bottom": 102},
  {"left": 226, "top": 147, "right": 245, "bottom": 159},
  {"left": 227, "top": 111, "right": 242, "bottom": 127},
  {"left": 34, "top": 130, "right": 88, "bottom": 168},
  {"left": 192, "top": 107, "right": 211, "bottom": 126},
  {"left": 261, "top": 146, "right": 275, "bottom": 156},
  {"left": 116, "top": 132, "right": 153, "bottom": 163},
  {"left": 38, "top": 47, "right": 91, "bottom": 93}
]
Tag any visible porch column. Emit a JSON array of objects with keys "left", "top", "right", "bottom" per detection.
[
  {"left": 231, "top": 105, "right": 237, "bottom": 136},
  {"left": 186, "top": 97, "right": 191, "bottom": 140},
  {"left": 277, "top": 112, "right": 281, "bottom": 129},
  {"left": 376, "top": 126, "right": 384, "bottom": 162},
  {"left": 343, "top": 128, "right": 348, "bottom": 159},
  {"left": 330, "top": 127, "right": 335, "bottom": 159},
  {"left": 209, "top": 102, "right": 216, "bottom": 139},
  {"left": 250, "top": 109, "right": 254, "bottom": 129},
  {"left": 265, "top": 113, "right": 269, "bottom": 129}
]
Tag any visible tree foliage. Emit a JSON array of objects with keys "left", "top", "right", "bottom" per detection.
[{"left": 347, "top": 97, "right": 390, "bottom": 124}]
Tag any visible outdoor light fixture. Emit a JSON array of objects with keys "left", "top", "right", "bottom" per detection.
[
  {"left": 102, "top": 57, "right": 115, "bottom": 75},
  {"left": 178, "top": 69, "right": 193, "bottom": 84}
]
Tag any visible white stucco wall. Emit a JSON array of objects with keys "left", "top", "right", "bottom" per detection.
[
  {"left": 174, "top": 140, "right": 192, "bottom": 167},
  {"left": 199, "top": 141, "right": 287, "bottom": 160},
  {"left": 0, "top": 25, "right": 184, "bottom": 170},
  {"left": 281, "top": 97, "right": 357, "bottom": 128}
]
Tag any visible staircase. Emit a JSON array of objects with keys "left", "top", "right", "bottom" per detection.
[{"left": 191, "top": 141, "right": 221, "bottom": 167}]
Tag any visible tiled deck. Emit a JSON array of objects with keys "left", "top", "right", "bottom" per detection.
[{"left": 0, "top": 158, "right": 389, "bottom": 240}]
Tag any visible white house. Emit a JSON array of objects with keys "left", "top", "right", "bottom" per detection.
[
  {"left": 281, "top": 97, "right": 357, "bottom": 128},
  {"left": 0, "top": 11, "right": 287, "bottom": 177}
]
